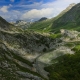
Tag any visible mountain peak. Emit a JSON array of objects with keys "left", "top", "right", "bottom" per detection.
[
  {"left": 51, "top": 2, "right": 80, "bottom": 32},
  {"left": 38, "top": 17, "right": 48, "bottom": 22},
  {"left": 67, "top": 3, "right": 76, "bottom": 9},
  {"left": 69, "top": 3, "right": 76, "bottom": 6},
  {"left": 62, "top": 3, "right": 76, "bottom": 13}
]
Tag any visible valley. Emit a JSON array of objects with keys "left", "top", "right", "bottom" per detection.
[{"left": 0, "top": 2, "right": 80, "bottom": 80}]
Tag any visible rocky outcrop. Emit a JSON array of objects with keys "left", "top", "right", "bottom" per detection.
[
  {"left": 60, "top": 29, "right": 80, "bottom": 41},
  {"left": 0, "top": 24, "right": 56, "bottom": 80},
  {"left": 14, "top": 20, "right": 31, "bottom": 29}
]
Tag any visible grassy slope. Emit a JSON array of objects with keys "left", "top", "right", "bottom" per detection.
[
  {"left": 51, "top": 3, "right": 80, "bottom": 33},
  {"left": 28, "top": 8, "right": 71, "bottom": 33},
  {"left": 28, "top": 4, "right": 77, "bottom": 33},
  {"left": 28, "top": 18, "right": 54, "bottom": 32}
]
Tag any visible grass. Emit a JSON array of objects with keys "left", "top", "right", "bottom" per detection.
[{"left": 49, "top": 33, "right": 62, "bottom": 39}]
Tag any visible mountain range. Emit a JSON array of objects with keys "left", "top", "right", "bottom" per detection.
[
  {"left": 0, "top": 2, "right": 80, "bottom": 80},
  {"left": 28, "top": 3, "right": 80, "bottom": 33}
]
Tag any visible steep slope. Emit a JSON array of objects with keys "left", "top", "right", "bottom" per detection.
[
  {"left": 0, "top": 29, "right": 56, "bottom": 80},
  {"left": 0, "top": 16, "right": 21, "bottom": 31},
  {"left": 51, "top": 3, "right": 80, "bottom": 32},
  {"left": 28, "top": 3, "right": 75, "bottom": 32},
  {"left": 0, "top": 16, "right": 10, "bottom": 29},
  {"left": 0, "top": 16, "right": 57, "bottom": 80}
]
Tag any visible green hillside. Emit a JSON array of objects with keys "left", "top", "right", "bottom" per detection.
[
  {"left": 51, "top": 3, "right": 80, "bottom": 33},
  {"left": 28, "top": 18, "right": 54, "bottom": 32},
  {"left": 45, "top": 41, "right": 80, "bottom": 80},
  {"left": 28, "top": 3, "right": 76, "bottom": 33}
]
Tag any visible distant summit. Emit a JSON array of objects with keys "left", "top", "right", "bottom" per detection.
[
  {"left": 67, "top": 3, "right": 76, "bottom": 9},
  {"left": 38, "top": 17, "right": 48, "bottom": 22},
  {"left": 15, "top": 20, "right": 27, "bottom": 25}
]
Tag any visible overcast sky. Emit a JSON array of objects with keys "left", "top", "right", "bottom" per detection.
[{"left": 0, "top": 0, "right": 80, "bottom": 22}]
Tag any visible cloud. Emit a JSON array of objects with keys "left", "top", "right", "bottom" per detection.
[
  {"left": 0, "top": 9, "right": 21, "bottom": 22},
  {"left": 20, "top": 0, "right": 80, "bottom": 21},
  {"left": 0, "top": 4, "right": 12, "bottom": 13},
  {"left": 10, "top": 0, "right": 14, "bottom": 2},
  {"left": 15, "top": 1, "right": 43, "bottom": 10},
  {"left": 0, "top": 6, "right": 9, "bottom": 13},
  {"left": 0, "top": 0, "right": 80, "bottom": 21},
  {"left": 21, "top": 8, "right": 54, "bottom": 20},
  {"left": 41, "top": 0, "right": 80, "bottom": 14}
]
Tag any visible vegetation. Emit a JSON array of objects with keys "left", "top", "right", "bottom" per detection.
[
  {"left": 28, "top": 3, "right": 77, "bottom": 33},
  {"left": 45, "top": 42, "right": 80, "bottom": 80},
  {"left": 51, "top": 3, "right": 80, "bottom": 32},
  {"left": 0, "top": 3, "right": 80, "bottom": 80},
  {"left": 49, "top": 33, "right": 62, "bottom": 39},
  {"left": 28, "top": 7, "right": 69, "bottom": 33}
]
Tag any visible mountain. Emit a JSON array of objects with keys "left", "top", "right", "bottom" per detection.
[
  {"left": 38, "top": 17, "right": 48, "bottom": 22},
  {"left": 14, "top": 20, "right": 31, "bottom": 29},
  {"left": 28, "top": 3, "right": 76, "bottom": 32},
  {"left": 0, "top": 16, "right": 12, "bottom": 30},
  {"left": 0, "top": 3, "right": 80, "bottom": 80},
  {"left": 0, "top": 30, "right": 53, "bottom": 80},
  {"left": 0, "top": 16, "right": 20, "bottom": 31},
  {"left": 0, "top": 16, "right": 57, "bottom": 80},
  {"left": 51, "top": 3, "right": 80, "bottom": 32}
]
